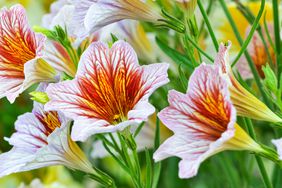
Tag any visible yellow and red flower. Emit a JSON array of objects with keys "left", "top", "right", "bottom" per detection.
[
  {"left": 0, "top": 84, "right": 94, "bottom": 177},
  {"left": 0, "top": 5, "right": 56, "bottom": 103},
  {"left": 45, "top": 40, "right": 169, "bottom": 141},
  {"left": 153, "top": 63, "right": 263, "bottom": 178}
]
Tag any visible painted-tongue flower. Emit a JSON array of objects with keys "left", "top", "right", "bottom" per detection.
[
  {"left": 215, "top": 42, "right": 282, "bottom": 123},
  {"left": 237, "top": 24, "right": 275, "bottom": 79},
  {"left": 0, "top": 4, "right": 57, "bottom": 103},
  {"left": 71, "top": 0, "right": 163, "bottom": 38},
  {"left": 45, "top": 40, "right": 169, "bottom": 142},
  {"left": 0, "top": 85, "right": 94, "bottom": 177},
  {"left": 153, "top": 63, "right": 264, "bottom": 179}
]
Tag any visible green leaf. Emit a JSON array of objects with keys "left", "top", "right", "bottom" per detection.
[
  {"left": 178, "top": 64, "right": 188, "bottom": 92},
  {"left": 145, "top": 149, "right": 153, "bottom": 188},
  {"left": 134, "top": 121, "right": 145, "bottom": 137},
  {"left": 111, "top": 33, "right": 119, "bottom": 43},
  {"left": 155, "top": 37, "right": 193, "bottom": 73},
  {"left": 152, "top": 117, "right": 162, "bottom": 188},
  {"left": 262, "top": 64, "right": 278, "bottom": 93}
]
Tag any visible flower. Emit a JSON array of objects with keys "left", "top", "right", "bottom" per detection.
[
  {"left": 237, "top": 24, "right": 275, "bottom": 79},
  {"left": 215, "top": 42, "right": 282, "bottom": 123},
  {"left": 153, "top": 63, "right": 264, "bottom": 178},
  {"left": 0, "top": 4, "right": 56, "bottom": 103},
  {"left": 71, "top": 0, "right": 163, "bottom": 38},
  {"left": 0, "top": 84, "right": 94, "bottom": 177},
  {"left": 45, "top": 40, "right": 169, "bottom": 142}
]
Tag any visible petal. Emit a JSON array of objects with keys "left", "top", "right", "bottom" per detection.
[
  {"left": 140, "top": 63, "right": 170, "bottom": 100},
  {"left": 0, "top": 148, "right": 35, "bottom": 178},
  {"left": 214, "top": 41, "right": 232, "bottom": 74},
  {"left": 23, "top": 58, "right": 57, "bottom": 90},
  {"left": 272, "top": 138, "right": 282, "bottom": 160},
  {"left": 82, "top": 0, "right": 162, "bottom": 35},
  {"left": 71, "top": 118, "right": 137, "bottom": 141},
  {"left": 72, "top": 0, "right": 98, "bottom": 38},
  {"left": 128, "top": 101, "right": 155, "bottom": 122},
  {"left": 7, "top": 113, "right": 48, "bottom": 151},
  {"left": 43, "top": 41, "right": 76, "bottom": 77}
]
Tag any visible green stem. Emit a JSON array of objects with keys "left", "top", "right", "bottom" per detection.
[
  {"left": 244, "top": 118, "right": 273, "bottom": 188},
  {"left": 231, "top": 0, "right": 265, "bottom": 67},
  {"left": 218, "top": 0, "right": 269, "bottom": 104},
  {"left": 272, "top": 0, "right": 282, "bottom": 79},
  {"left": 185, "top": 33, "right": 214, "bottom": 62},
  {"left": 197, "top": 0, "right": 219, "bottom": 51}
]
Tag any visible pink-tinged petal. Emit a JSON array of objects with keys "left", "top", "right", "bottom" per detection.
[
  {"left": 140, "top": 63, "right": 170, "bottom": 100},
  {"left": 46, "top": 40, "right": 168, "bottom": 141},
  {"left": 0, "top": 5, "right": 49, "bottom": 103},
  {"left": 214, "top": 41, "right": 232, "bottom": 74},
  {"left": 8, "top": 113, "right": 48, "bottom": 151},
  {"left": 45, "top": 80, "right": 86, "bottom": 119},
  {"left": 272, "top": 138, "right": 282, "bottom": 160}
]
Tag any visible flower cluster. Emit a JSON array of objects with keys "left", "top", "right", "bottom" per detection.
[{"left": 0, "top": 0, "right": 282, "bottom": 187}]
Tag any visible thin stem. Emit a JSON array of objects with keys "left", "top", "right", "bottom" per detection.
[
  {"left": 197, "top": 0, "right": 219, "bottom": 51},
  {"left": 185, "top": 34, "right": 214, "bottom": 62},
  {"left": 231, "top": 0, "right": 265, "bottom": 66},
  {"left": 272, "top": 0, "right": 282, "bottom": 78},
  {"left": 219, "top": 0, "right": 269, "bottom": 104},
  {"left": 199, "top": 0, "right": 213, "bottom": 37},
  {"left": 244, "top": 118, "right": 273, "bottom": 188}
]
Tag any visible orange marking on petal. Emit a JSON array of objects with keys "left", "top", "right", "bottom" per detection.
[
  {"left": 186, "top": 84, "right": 231, "bottom": 141},
  {"left": 36, "top": 111, "right": 61, "bottom": 136},
  {"left": 0, "top": 6, "right": 38, "bottom": 79},
  {"left": 77, "top": 60, "right": 145, "bottom": 125}
]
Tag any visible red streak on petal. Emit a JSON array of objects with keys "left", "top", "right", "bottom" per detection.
[
  {"left": 0, "top": 6, "right": 38, "bottom": 79},
  {"left": 77, "top": 57, "right": 145, "bottom": 124},
  {"left": 36, "top": 111, "right": 61, "bottom": 136}
]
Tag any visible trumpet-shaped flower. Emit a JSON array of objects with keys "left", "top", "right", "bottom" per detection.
[
  {"left": 45, "top": 41, "right": 169, "bottom": 142},
  {"left": 0, "top": 84, "right": 94, "bottom": 177},
  {"left": 72, "top": 0, "right": 163, "bottom": 38},
  {"left": 0, "top": 5, "right": 56, "bottom": 103},
  {"left": 153, "top": 64, "right": 263, "bottom": 178},
  {"left": 215, "top": 42, "right": 282, "bottom": 123}
]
